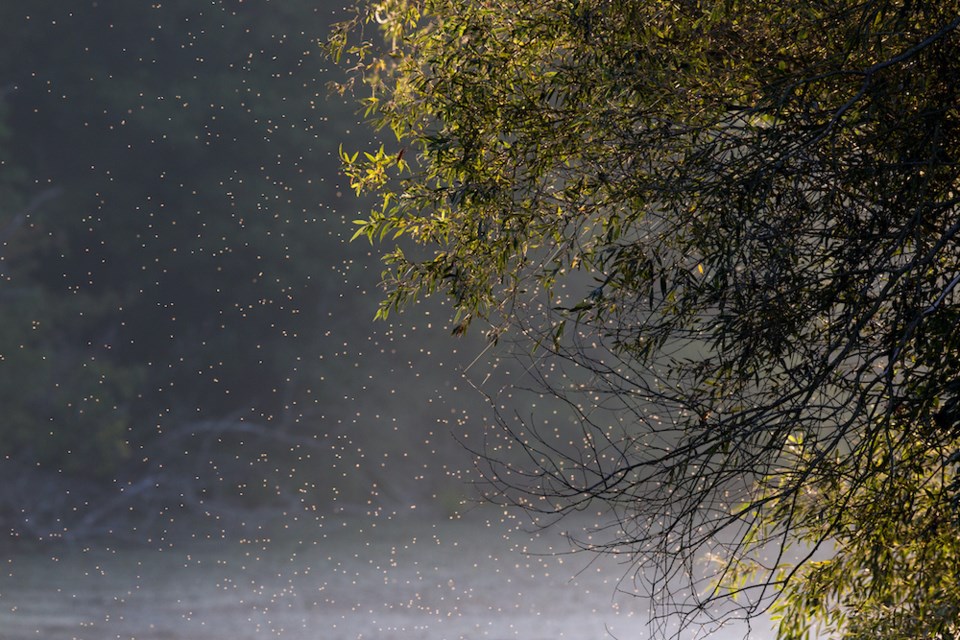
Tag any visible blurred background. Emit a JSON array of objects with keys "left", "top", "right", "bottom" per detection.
[
  {"left": 0, "top": 0, "right": 493, "bottom": 541},
  {"left": 0, "top": 3, "right": 769, "bottom": 638}
]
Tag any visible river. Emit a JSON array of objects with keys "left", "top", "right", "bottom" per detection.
[{"left": 0, "top": 507, "right": 773, "bottom": 640}]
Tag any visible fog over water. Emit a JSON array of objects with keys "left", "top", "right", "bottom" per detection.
[
  {"left": 0, "top": 2, "right": 778, "bottom": 639},
  {"left": 0, "top": 509, "right": 774, "bottom": 640}
]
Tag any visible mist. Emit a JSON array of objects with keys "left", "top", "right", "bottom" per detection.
[{"left": 0, "top": 2, "right": 775, "bottom": 638}]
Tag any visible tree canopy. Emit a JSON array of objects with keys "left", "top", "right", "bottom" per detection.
[{"left": 332, "top": 1, "right": 960, "bottom": 637}]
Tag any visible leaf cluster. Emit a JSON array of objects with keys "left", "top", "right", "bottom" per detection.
[{"left": 333, "top": 0, "right": 960, "bottom": 637}]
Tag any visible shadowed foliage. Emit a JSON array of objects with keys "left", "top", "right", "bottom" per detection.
[{"left": 332, "top": 1, "right": 960, "bottom": 637}]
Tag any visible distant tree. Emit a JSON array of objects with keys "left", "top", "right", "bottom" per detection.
[
  {"left": 0, "top": 0, "right": 342, "bottom": 468},
  {"left": 0, "top": 0, "right": 363, "bottom": 538},
  {"left": 0, "top": 87, "right": 135, "bottom": 478},
  {"left": 332, "top": 1, "right": 960, "bottom": 637}
]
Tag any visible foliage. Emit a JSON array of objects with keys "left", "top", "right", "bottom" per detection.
[
  {"left": 332, "top": 0, "right": 960, "bottom": 637},
  {"left": 730, "top": 428, "right": 960, "bottom": 639}
]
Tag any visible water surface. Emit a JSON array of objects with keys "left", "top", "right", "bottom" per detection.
[{"left": 0, "top": 509, "right": 772, "bottom": 640}]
